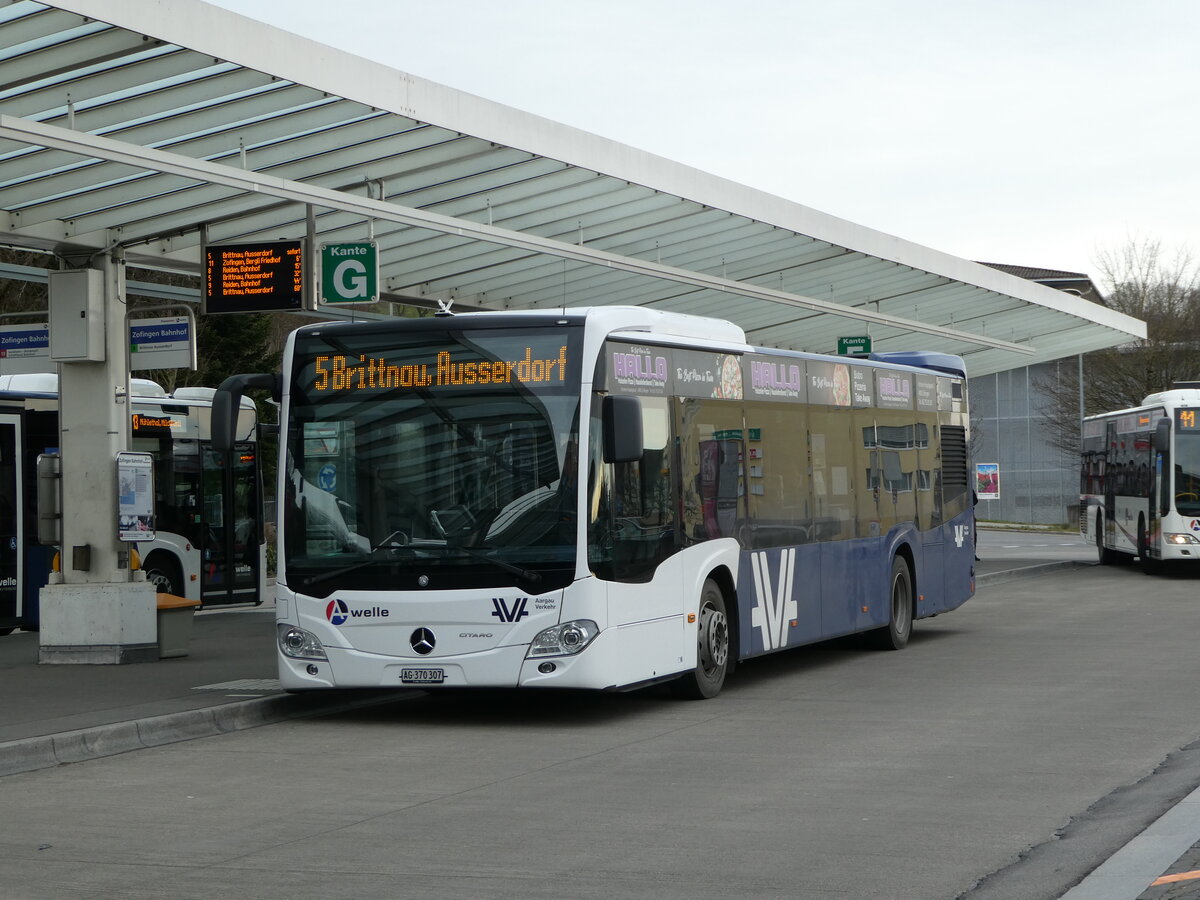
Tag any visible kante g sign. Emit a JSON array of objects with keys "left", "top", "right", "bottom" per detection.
[{"left": 320, "top": 241, "right": 379, "bottom": 305}]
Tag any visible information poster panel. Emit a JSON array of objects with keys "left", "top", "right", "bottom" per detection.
[
  {"left": 117, "top": 451, "right": 155, "bottom": 542},
  {"left": 976, "top": 462, "right": 1000, "bottom": 500},
  {"left": 204, "top": 240, "right": 305, "bottom": 313}
]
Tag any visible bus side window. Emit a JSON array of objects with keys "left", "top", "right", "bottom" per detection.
[
  {"left": 589, "top": 395, "right": 676, "bottom": 583},
  {"left": 676, "top": 397, "right": 745, "bottom": 544}
]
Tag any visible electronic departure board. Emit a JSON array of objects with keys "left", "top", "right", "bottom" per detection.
[{"left": 204, "top": 240, "right": 305, "bottom": 313}]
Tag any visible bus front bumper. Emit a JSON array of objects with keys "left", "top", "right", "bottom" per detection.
[{"left": 277, "top": 626, "right": 643, "bottom": 692}]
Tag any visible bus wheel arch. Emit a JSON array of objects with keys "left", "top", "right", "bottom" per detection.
[
  {"left": 142, "top": 552, "right": 183, "bottom": 597},
  {"left": 672, "top": 570, "right": 734, "bottom": 700}
]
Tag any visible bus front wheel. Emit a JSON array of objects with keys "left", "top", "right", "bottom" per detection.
[
  {"left": 1096, "top": 512, "right": 1116, "bottom": 565},
  {"left": 672, "top": 579, "right": 730, "bottom": 700},
  {"left": 143, "top": 554, "right": 182, "bottom": 597},
  {"left": 1139, "top": 516, "right": 1162, "bottom": 575},
  {"left": 868, "top": 556, "right": 912, "bottom": 651}
]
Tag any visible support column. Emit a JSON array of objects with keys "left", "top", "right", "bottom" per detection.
[{"left": 38, "top": 248, "right": 156, "bottom": 664}]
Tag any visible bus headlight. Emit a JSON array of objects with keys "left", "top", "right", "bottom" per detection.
[
  {"left": 527, "top": 620, "right": 599, "bottom": 657},
  {"left": 278, "top": 624, "right": 327, "bottom": 660},
  {"left": 1165, "top": 533, "right": 1200, "bottom": 545}
]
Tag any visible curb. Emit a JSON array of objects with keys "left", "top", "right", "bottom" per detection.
[{"left": 0, "top": 689, "right": 410, "bottom": 778}]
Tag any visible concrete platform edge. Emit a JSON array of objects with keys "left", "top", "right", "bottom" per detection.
[{"left": 0, "top": 689, "right": 410, "bottom": 778}]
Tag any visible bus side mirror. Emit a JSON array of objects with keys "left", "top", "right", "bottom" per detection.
[
  {"left": 1155, "top": 417, "right": 1171, "bottom": 516},
  {"left": 214, "top": 373, "right": 278, "bottom": 452},
  {"left": 1154, "top": 418, "right": 1171, "bottom": 453},
  {"left": 602, "top": 394, "right": 643, "bottom": 463}
]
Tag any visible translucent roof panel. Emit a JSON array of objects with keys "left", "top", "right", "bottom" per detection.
[{"left": 0, "top": 0, "right": 1145, "bottom": 376}]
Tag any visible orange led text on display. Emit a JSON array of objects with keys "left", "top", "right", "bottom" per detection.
[
  {"left": 313, "top": 346, "right": 569, "bottom": 392},
  {"left": 132, "top": 414, "right": 182, "bottom": 431}
]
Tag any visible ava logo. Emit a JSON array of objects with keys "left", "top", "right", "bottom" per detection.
[
  {"left": 1191, "top": 519, "right": 1200, "bottom": 532},
  {"left": 750, "top": 549, "right": 797, "bottom": 651},
  {"left": 491, "top": 598, "right": 529, "bottom": 623},
  {"left": 954, "top": 524, "right": 970, "bottom": 548},
  {"left": 326, "top": 599, "right": 349, "bottom": 625}
]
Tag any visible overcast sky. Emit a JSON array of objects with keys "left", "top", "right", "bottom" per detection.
[{"left": 210, "top": 0, "right": 1197, "bottom": 286}]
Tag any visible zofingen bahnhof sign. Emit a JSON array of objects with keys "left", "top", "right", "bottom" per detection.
[{"left": 203, "top": 239, "right": 305, "bottom": 313}]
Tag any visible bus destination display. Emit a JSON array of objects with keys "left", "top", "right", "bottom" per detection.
[
  {"left": 312, "top": 345, "right": 570, "bottom": 393},
  {"left": 1178, "top": 408, "right": 1199, "bottom": 432},
  {"left": 204, "top": 240, "right": 304, "bottom": 313}
]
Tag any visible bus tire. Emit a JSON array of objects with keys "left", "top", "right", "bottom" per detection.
[
  {"left": 1139, "top": 516, "right": 1161, "bottom": 575},
  {"left": 672, "top": 578, "right": 730, "bottom": 700},
  {"left": 1096, "top": 512, "right": 1116, "bottom": 565},
  {"left": 143, "top": 553, "right": 183, "bottom": 597},
  {"left": 868, "top": 556, "right": 913, "bottom": 651}
]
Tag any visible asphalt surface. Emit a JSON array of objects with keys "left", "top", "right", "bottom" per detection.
[{"left": 2, "top": 529, "right": 1199, "bottom": 899}]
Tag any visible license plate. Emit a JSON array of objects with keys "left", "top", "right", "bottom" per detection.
[{"left": 400, "top": 668, "right": 445, "bottom": 684}]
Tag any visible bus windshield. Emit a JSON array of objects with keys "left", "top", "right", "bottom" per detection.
[
  {"left": 1176, "top": 427, "right": 1200, "bottom": 516},
  {"left": 284, "top": 323, "right": 582, "bottom": 595}
]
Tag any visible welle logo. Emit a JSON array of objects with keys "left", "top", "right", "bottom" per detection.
[
  {"left": 491, "top": 598, "right": 529, "bottom": 623},
  {"left": 750, "top": 549, "right": 797, "bottom": 651}
]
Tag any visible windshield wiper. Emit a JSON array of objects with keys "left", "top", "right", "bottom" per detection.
[
  {"left": 295, "top": 533, "right": 541, "bottom": 589},
  {"left": 444, "top": 542, "right": 542, "bottom": 586},
  {"left": 297, "top": 531, "right": 412, "bottom": 588}
]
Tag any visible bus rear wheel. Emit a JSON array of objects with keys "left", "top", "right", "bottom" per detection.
[
  {"left": 672, "top": 579, "right": 729, "bottom": 700},
  {"left": 868, "top": 556, "right": 912, "bottom": 650}
]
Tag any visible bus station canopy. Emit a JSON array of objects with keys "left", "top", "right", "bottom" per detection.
[{"left": 0, "top": 0, "right": 1145, "bottom": 377}]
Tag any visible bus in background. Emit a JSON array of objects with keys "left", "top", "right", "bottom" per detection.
[
  {"left": 1081, "top": 382, "right": 1200, "bottom": 572},
  {"left": 0, "top": 373, "right": 265, "bottom": 636},
  {"left": 214, "top": 306, "right": 975, "bottom": 699}
]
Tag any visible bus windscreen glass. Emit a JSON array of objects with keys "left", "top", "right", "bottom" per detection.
[
  {"left": 1176, "top": 410, "right": 1200, "bottom": 515},
  {"left": 285, "top": 326, "right": 583, "bottom": 595}
]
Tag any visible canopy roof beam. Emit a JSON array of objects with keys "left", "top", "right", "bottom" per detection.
[{"left": 0, "top": 113, "right": 1035, "bottom": 354}]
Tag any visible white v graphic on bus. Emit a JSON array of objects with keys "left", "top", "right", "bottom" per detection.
[{"left": 750, "top": 549, "right": 797, "bottom": 652}]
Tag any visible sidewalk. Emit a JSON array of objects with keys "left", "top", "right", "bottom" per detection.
[{"left": 0, "top": 606, "right": 405, "bottom": 778}]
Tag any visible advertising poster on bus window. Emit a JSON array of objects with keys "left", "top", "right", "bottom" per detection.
[{"left": 976, "top": 463, "right": 1000, "bottom": 500}]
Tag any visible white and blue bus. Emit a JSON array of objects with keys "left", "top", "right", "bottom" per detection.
[{"left": 214, "top": 307, "right": 975, "bottom": 698}]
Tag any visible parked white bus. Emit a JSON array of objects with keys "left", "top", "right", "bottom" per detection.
[
  {"left": 214, "top": 306, "right": 976, "bottom": 698},
  {"left": 1081, "top": 382, "right": 1200, "bottom": 572},
  {"left": 0, "top": 374, "right": 266, "bottom": 635}
]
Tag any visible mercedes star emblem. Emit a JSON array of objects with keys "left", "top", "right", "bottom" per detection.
[{"left": 410, "top": 628, "right": 436, "bottom": 655}]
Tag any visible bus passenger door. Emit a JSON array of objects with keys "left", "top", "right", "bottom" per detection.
[
  {"left": 201, "top": 443, "right": 260, "bottom": 604},
  {"left": 0, "top": 416, "right": 23, "bottom": 631},
  {"left": 1103, "top": 421, "right": 1117, "bottom": 542}
]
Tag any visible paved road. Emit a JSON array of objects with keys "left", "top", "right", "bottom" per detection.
[
  {"left": 4, "top": 561, "right": 1200, "bottom": 899},
  {"left": 979, "top": 527, "right": 1094, "bottom": 564}
]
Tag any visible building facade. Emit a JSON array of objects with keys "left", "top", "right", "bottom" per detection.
[{"left": 968, "top": 264, "right": 1101, "bottom": 526}]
